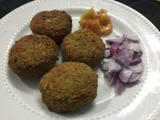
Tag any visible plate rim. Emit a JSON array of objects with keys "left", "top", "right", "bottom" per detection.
[{"left": 0, "top": 0, "right": 160, "bottom": 120}]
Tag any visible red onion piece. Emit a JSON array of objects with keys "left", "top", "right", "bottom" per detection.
[
  {"left": 116, "top": 79, "right": 123, "bottom": 94},
  {"left": 105, "top": 44, "right": 110, "bottom": 49},
  {"left": 133, "top": 51, "right": 142, "bottom": 59},
  {"left": 110, "top": 42, "right": 120, "bottom": 54},
  {"left": 128, "top": 62, "right": 143, "bottom": 73},
  {"left": 120, "top": 41, "right": 140, "bottom": 51},
  {"left": 106, "top": 37, "right": 123, "bottom": 44},
  {"left": 104, "top": 59, "right": 122, "bottom": 73},
  {"left": 110, "top": 73, "right": 118, "bottom": 86},
  {"left": 118, "top": 40, "right": 128, "bottom": 51},
  {"left": 102, "top": 59, "right": 122, "bottom": 72},
  {"left": 104, "top": 49, "right": 110, "bottom": 58},
  {"left": 130, "top": 59, "right": 142, "bottom": 65},
  {"left": 100, "top": 62, "right": 109, "bottom": 70},
  {"left": 113, "top": 49, "right": 134, "bottom": 66},
  {"left": 104, "top": 71, "right": 112, "bottom": 81},
  {"left": 101, "top": 33, "right": 143, "bottom": 95},
  {"left": 128, "top": 43, "right": 140, "bottom": 52},
  {"left": 119, "top": 68, "right": 133, "bottom": 83},
  {"left": 128, "top": 73, "right": 141, "bottom": 82},
  {"left": 102, "top": 58, "right": 110, "bottom": 63},
  {"left": 123, "top": 33, "right": 139, "bottom": 43},
  {"left": 130, "top": 51, "right": 142, "bottom": 65}
]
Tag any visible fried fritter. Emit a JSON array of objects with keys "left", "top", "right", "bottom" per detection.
[
  {"left": 30, "top": 10, "right": 72, "bottom": 44},
  {"left": 39, "top": 62, "right": 98, "bottom": 113},
  {"left": 8, "top": 34, "right": 59, "bottom": 78},
  {"left": 62, "top": 29, "right": 105, "bottom": 67}
]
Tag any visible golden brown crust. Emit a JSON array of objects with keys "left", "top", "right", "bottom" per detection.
[
  {"left": 62, "top": 29, "right": 105, "bottom": 67},
  {"left": 39, "top": 62, "right": 98, "bottom": 112},
  {"left": 30, "top": 10, "right": 72, "bottom": 44},
  {"left": 8, "top": 34, "right": 59, "bottom": 78}
]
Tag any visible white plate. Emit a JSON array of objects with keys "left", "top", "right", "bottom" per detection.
[{"left": 0, "top": 0, "right": 160, "bottom": 120}]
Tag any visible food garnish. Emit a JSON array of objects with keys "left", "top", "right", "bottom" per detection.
[
  {"left": 101, "top": 33, "right": 143, "bottom": 94},
  {"left": 79, "top": 7, "right": 112, "bottom": 36}
]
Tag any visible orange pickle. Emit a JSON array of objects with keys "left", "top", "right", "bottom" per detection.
[{"left": 79, "top": 7, "right": 112, "bottom": 36}]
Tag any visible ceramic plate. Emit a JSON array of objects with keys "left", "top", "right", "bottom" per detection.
[{"left": 0, "top": 0, "right": 160, "bottom": 120}]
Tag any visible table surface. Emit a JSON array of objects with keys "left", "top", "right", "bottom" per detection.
[{"left": 0, "top": 0, "right": 160, "bottom": 31}]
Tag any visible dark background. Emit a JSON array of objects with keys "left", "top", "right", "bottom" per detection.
[{"left": 0, "top": 0, "right": 160, "bottom": 30}]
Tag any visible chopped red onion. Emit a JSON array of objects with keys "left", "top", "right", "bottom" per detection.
[
  {"left": 102, "top": 58, "right": 110, "bottom": 63},
  {"left": 103, "top": 59, "right": 122, "bottom": 73},
  {"left": 101, "top": 33, "right": 143, "bottom": 95},
  {"left": 130, "top": 59, "right": 142, "bottom": 65},
  {"left": 110, "top": 73, "right": 118, "bottom": 86},
  {"left": 113, "top": 49, "right": 134, "bottom": 66},
  {"left": 119, "top": 41, "right": 140, "bottom": 52},
  {"left": 100, "top": 62, "right": 109, "bottom": 70},
  {"left": 128, "top": 73, "right": 141, "bottom": 82},
  {"left": 106, "top": 37, "right": 123, "bottom": 44},
  {"left": 104, "top": 71, "right": 112, "bottom": 81},
  {"left": 128, "top": 62, "right": 143, "bottom": 73},
  {"left": 116, "top": 79, "right": 123, "bottom": 94},
  {"left": 128, "top": 43, "right": 140, "bottom": 52},
  {"left": 130, "top": 51, "right": 142, "bottom": 65},
  {"left": 104, "top": 49, "right": 110, "bottom": 58},
  {"left": 119, "top": 68, "right": 133, "bottom": 83},
  {"left": 123, "top": 33, "right": 139, "bottom": 43},
  {"left": 110, "top": 42, "right": 120, "bottom": 54},
  {"left": 118, "top": 40, "right": 128, "bottom": 50},
  {"left": 105, "top": 44, "right": 110, "bottom": 49}
]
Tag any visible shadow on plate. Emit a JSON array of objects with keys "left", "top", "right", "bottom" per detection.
[
  {"left": 93, "top": 65, "right": 100, "bottom": 73},
  {"left": 8, "top": 68, "right": 41, "bottom": 92},
  {"left": 125, "top": 81, "right": 140, "bottom": 88},
  {"left": 19, "top": 76, "right": 41, "bottom": 90}
]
